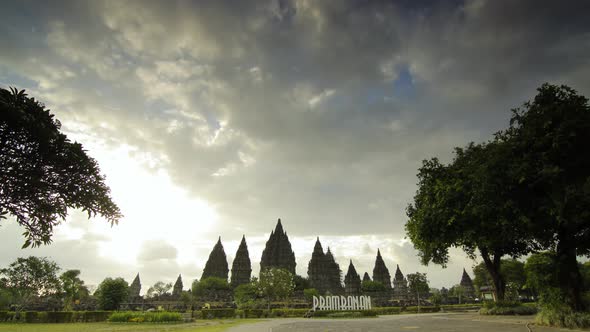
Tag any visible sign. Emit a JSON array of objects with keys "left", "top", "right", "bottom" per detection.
[{"left": 312, "top": 295, "right": 372, "bottom": 311}]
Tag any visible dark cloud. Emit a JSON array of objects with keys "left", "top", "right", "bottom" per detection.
[{"left": 1, "top": 0, "right": 589, "bottom": 287}]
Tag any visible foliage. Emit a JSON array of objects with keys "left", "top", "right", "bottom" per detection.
[
  {"left": 449, "top": 284, "right": 465, "bottom": 304},
  {"left": 502, "top": 84, "right": 590, "bottom": 310},
  {"left": 94, "top": 277, "right": 128, "bottom": 310},
  {"left": 479, "top": 301, "right": 537, "bottom": 315},
  {"left": 361, "top": 280, "right": 385, "bottom": 292},
  {"left": 406, "top": 140, "right": 531, "bottom": 301},
  {"left": 233, "top": 282, "right": 258, "bottom": 307},
  {"left": 536, "top": 305, "right": 590, "bottom": 329},
  {"left": 0, "top": 310, "right": 112, "bottom": 323},
  {"left": 146, "top": 281, "right": 172, "bottom": 299},
  {"left": 407, "top": 272, "right": 429, "bottom": 303},
  {"left": 256, "top": 268, "right": 295, "bottom": 307},
  {"left": 109, "top": 311, "right": 182, "bottom": 322},
  {"left": 0, "top": 87, "right": 122, "bottom": 247},
  {"left": 0, "top": 256, "right": 61, "bottom": 307},
  {"left": 303, "top": 288, "right": 319, "bottom": 301},
  {"left": 0, "top": 289, "right": 13, "bottom": 310},
  {"left": 192, "top": 277, "right": 230, "bottom": 296},
  {"left": 472, "top": 259, "right": 526, "bottom": 299},
  {"left": 200, "top": 308, "right": 236, "bottom": 319},
  {"left": 293, "top": 275, "right": 310, "bottom": 291},
  {"left": 59, "top": 269, "right": 89, "bottom": 311}
]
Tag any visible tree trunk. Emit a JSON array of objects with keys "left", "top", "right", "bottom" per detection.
[
  {"left": 556, "top": 226, "right": 585, "bottom": 311},
  {"left": 480, "top": 248, "right": 505, "bottom": 301}
]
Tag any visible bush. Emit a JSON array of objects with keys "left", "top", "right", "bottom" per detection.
[
  {"left": 479, "top": 301, "right": 537, "bottom": 315},
  {"left": 109, "top": 311, "right": 182, "bottom": 323},
  {"left": 373, "top": 307, "right": 402, "bottom": 315},
  {"left": 46, "top": 311, "right": 74, "bottom": 323},
  {"left": 193, "top": 277, "right": 230, "bottom": 296},
  {"left": 243, "top": 309, "right": 270, "bottom": 318},
  {"left": 0, "top": 311, "right": 15, "bottom": 322},
  {"left": 313, "top": 310, "right": 377, "bottom": 318},
  {"left": 200, "top": 308, "right": 236, "bottom": 319},
  {"left": 403, "top": 306, "right": 441, "bottom": 313},
  {"left": 535, "top": 305, "right": 590, "bottom": 329},
  {"left": 270, "top": 308, "right": 309, "bottom": 317}
]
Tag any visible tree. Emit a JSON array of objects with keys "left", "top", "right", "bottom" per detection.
[
  {"left": 233, "top": 282, "right": 259, "bottom": 308},
  {"left": 524, "top": 252, "right": 558, "bottom": 299},
  {"left": 0, "top": 256, "right": 61, "bottom": 308},
  {"left": 406, "top": 139, "right": 531, "bottom": 301},
  {"left": 146, "top": 281, "right": 172, "bottom": 299},
  {"left": 256, "top": 268, "right": 295, "bottom": 309},
  {"left": 501, "top": 84, "right": 590, "bottom": 311},
  {"left": 0, "top": 87, "right": 122, "bottom": 247},
  {"left": 60, "top": 269, "right": 89, "bottom": 310},
  {"left": 95, "top": 277, "right": 128, "bottom": 310},
  {"left": 192, "top": 277, "right": 229, "bottom": 297},
  {"left": 449, "top": 284, "right": 465, "bottom": 304},
  {"left": 361, "top": 280, "right": 385, "bottom": 292},
  {"left": 472, "top": 259, "right": 526, "bottom": 300},
  {"left": 407, "top": 273, "right": 429, "bottom": 306}
]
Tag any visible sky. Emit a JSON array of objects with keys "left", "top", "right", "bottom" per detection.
[{"left": 1, "top": 0, "right": 590, "bottom": 292}]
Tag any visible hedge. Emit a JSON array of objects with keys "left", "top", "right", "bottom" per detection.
[
  {"left": 109, "top": 311, "right": 182, "bottom": 323},
  {"left": 0, "top": 311, "right": 113, "bottom": 323},
  {"left": 313, "top": 310, "right": 378, "bottom": 317},
  {"left": 200, "top": 308, "right": 236, "bottom": 319}
]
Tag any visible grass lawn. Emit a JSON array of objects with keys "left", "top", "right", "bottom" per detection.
[{"left": 0, "top": 320, "right": 258, "bottom": 332}]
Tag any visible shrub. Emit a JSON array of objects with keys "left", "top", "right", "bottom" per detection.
[
  {"left": 535, "top": 305, "right": 590, "bottom": 329},
  {"left": 403, "top": 306, "right": 440, "bottom": 313},
  {"left": 242, "top": 309, "right": 270, "bottom": 318},
  {"left": 193, "top": 277, "right": 230, "bottom": 296},
  {"left": 313, "top": 310, "right": 377, "bottom": 318},
  {"left": 109, "top": 311, "right": 182, "bottom": 323},
  {"left": 0, "top": 311, "right": 15, "bottom": 322},
  {"left": 271, "top": 308, "right": 309, "bottom": 317},
  {"left": 373, "top": 307, "right": 402, "bottom": 315},
  {"left": 200, "top": 308, "right": 236, "bottom": 319},
  {"left": 479, "top": 301, "right": 537, "bottom": 315}
]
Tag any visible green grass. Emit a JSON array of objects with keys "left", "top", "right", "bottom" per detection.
[{"left": 0, "top": 320, "right": 257, "bottom": 332}]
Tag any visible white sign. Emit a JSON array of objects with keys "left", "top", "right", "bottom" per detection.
[{"left": 312, "top": 295, "right": 372, "bottom": 311}]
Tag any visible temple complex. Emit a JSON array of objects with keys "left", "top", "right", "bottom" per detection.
[
  {"left": 372, "top": 249, "right": 392, "bottom": 290},
  {"left": 392, "top": 264, "right": 408, "bottom": 300},
  {"left": 460, "top": 268, "right": 476, "bottom": 300},
  {"left": 172, "top": 274, "right": 183, "bottom": 298},
  {"left": 230, "top": 235, "right": 252, "bottom": 288},
  {"left": 344, "top": 260, "right": 362, "bottom": 294},
  {"left": 307, "top": 238, "right": 343, "bottom": 294},
  {"left": 201, "top": 237, "right": 229, "bottom": 280},
  {"left": 260, "top": 219, "right": 296, "bottom": 275},
  {"left": 128, "top": 273, "right": 141, "bottom": 301}
]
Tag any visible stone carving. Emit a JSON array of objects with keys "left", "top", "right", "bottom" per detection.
[
  {"left": 392, "top": 264, "right": 408, "bottom": 300},
  {"left": 260, "top": 219, "right": 296, "bottom": 275},
  {"left": 372, "top": 249, "right": 392, "bottom": 289},
  {"left": 201, "top": 237, "right": 229, "bottom": 281},
  {"left": 231, "top": 235, "right": 252, "bottom": 288},
  {"left": 344, "top": 260, "right": 361, "bottom": 295},
  {"left": 172, "top": 274, "right": 183, "bottom": 298}
]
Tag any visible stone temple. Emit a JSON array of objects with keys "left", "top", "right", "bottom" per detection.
[
  {"left": 260, "top": 219, "right": 296, "bottom": 275},
  {"left": 172, "top": 274, "right": 183, "bottom": 298},
  {"left": 307, "top": 237, "right": 342, "bottom": 294},
  {"left": 392, "top": 264, "right": 408, "bottom": 300},
  {"left": 372, "top": 249, "right": 392, "bottom": 290},
  {"left": 344, "top": 260, "right": 362, "bottom": 294},
  {"left": 128, "top": 273, "right": 141, "bottom": 301},
  {"left": 460, "top": 268, "right": 476, "bottom": 300},
  {"left": 363, "top": 272, "right": 372, "bottom": 282},
  {"left": 230, "top": 235, "right": 252, "bottom": 288},
  {"left": 201, "top": 237, "right": 229, "bottom": 280}
]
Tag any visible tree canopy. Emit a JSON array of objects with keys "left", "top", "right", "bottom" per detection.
[
  {"left": 406, "top": 83, "right": 590, "bottom": 309},
  {"left": 0, "top": 87, "right": 122, "bottom": 247},
  {"left": 95, "top": 277, "right": 128, "bottom": 311},
  {"left": 0, "top": 256, "right": 61, "bottom": 307}
]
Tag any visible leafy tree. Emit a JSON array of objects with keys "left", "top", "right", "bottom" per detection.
[
  {"left": 407, "top": 272, "right": 429, "bottom": 305},
  {"left": 524, "top": 252, "right": 558, "bottom": 299},
  {"left": 361, "top": 280, "right": 385, "bottom": 292},
  {"left": 233, "top": 282, "right": 259, "bottom": 307},
  {"left": 429, "top": 288, "right": 442, "bottom": 305},
  {"left": 0, "top": 87, "right": 122, "bottom": 247},
  {"left": 303, "top": 288, "right": 319, "bottom": 301},
  {"left": 293, "top": 275, "right": 310, "bottom": 291},
  {"left": 501, "top": 84, "right": 590, "bottom": 311},
  {"left": 192, "top": 277, "right": 229, "bottom": 297},
  {"left": 60, "top": 269, "right": 89, "bottom": 310},
  {"left": 406, "top": 135, "right": 531, "bottom": 301},
  {"left": 257, "top": 268, "right": 295, "bottom": 309},
  {"left": 0, "top": 256, "right": 61, "bottom": 308},
  {"left": 472, "top": 259, "right": 526, "bottom": 299},
  {"left": 146, "top": 281, "right": 172, "bottom": 299},
  {"left": 0, "top": 288, "right": 13, "bottom": 310},
  {"left": 95, "top": 277, "right": 128, "bottom": 310},
  {"left": 449, "top": 284, "right": 465, "bottom": 304}
]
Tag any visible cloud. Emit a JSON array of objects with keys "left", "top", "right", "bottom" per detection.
[{"left": 1, "top": 0, "right": 590, "bottom": 288}]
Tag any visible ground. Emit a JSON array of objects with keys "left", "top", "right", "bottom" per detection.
[
  {"left": 226, "top": 313, "right": 572, "bottom": 332},
  {"left": 0, "top": 313, "right": 581, "bottom": 332}
]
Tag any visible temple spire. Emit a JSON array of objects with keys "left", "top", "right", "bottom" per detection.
[
  {"left": 231, "top": 235, "right": 252, "bottom": 288},
  {"left": 372, "top": 249, "right": 392, "bottom": 289},
  {"left": 260, "top": 219, "right": 296, "bottom": 274},
  {"left": 201, "top": 237, "right": 229, "bottom": 280},
  {"left": 344, "top": 260, "right": 361, "bottom": 294}
]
